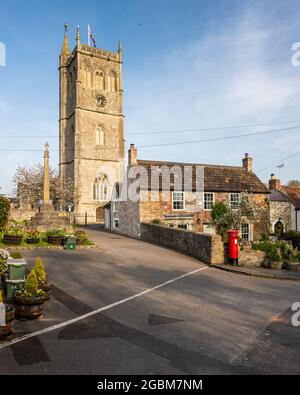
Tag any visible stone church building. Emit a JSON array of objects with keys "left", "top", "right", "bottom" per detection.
[{"left": 59, "top": 27, "right": 125, "bottom": 223}]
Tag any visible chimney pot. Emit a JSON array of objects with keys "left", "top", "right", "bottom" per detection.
[
  {"left": 242, "top": 153, "right": 252, "bottom": 172},
  {"left": 128, "top": 144, "right": 138, "bottom": 166},
  {"left": 269, "top": 174, "right": 280, "bottom": 190}
]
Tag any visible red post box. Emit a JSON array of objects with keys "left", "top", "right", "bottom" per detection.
[{"left": 228, "top": 230, "right": 239, "bottom": 266}]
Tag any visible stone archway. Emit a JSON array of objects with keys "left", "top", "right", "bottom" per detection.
[
  {"left": 96, "top": 206, "right": 104, "bottom": 224},
  {"left": 274, "top": 220, "right": 284, "bottom": 239}
]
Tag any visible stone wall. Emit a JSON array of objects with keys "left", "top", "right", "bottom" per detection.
[
  {"left": 118, "top": 199, "right": 141, "bottom": 238},
  {"left": 141, "top": 222, "right": 224, "bottom": 265},
  {"left": 239, "top": 245, "right": 265, "bottom": 267}
]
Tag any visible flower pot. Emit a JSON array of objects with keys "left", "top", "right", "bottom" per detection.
[
  {"left": 286, "top": 262, "right": 300, "bottom": 272},
  {"left": 3, "top": 235, "right": 23, "bottom": 246},
  {"left": 14, "top": 295, "right": 44, "bottom": 320},
  {"left": 47, "top": 236, "right": 63, "bottom": 245},
  {"left": 0, "top": 304, "right": 15, "bottom": 340},
  {"left": 40, "top": 281, "right": 52, "bottom": 302},
  {"left": 26, "top": 238, "right": 40, "bottom": 244},
  {"left": 269, "top": 261, "right": 283, "bottom": 270}
]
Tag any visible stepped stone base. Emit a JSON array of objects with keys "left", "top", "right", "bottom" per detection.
[{"left": 30, "top": 204, "right": 72, "bottom": 232}]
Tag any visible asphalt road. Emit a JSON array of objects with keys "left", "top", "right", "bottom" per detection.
[{"left": 0, "top": 226, "right": 299, "bottom": 375}]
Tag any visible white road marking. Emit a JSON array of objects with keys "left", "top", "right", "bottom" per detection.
[{"left": 0, "top": 266, "right": 209, "bottom": 350}]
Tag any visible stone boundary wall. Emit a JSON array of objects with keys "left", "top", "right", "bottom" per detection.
[{"left": 141, "top": 223, "right": 224, "bottom": 265}]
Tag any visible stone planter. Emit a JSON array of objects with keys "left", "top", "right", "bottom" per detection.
[
  {"left": 47, "top": 236, "right": 63, "bottom": 245},
  {"left": 3, "top": 235, "right": 23, "bottom": 246},
  {"left": 286, "top": 262, "right": 300, "bottom": 272},
  {"left": 0, "top": 304, "right": 15, "bottom": 340},
  {"left": 26, "top": 238, "right": 40, "bottom": 244},
  {"left": 14, "top": 296, "right": 44, "bottom": 320},
  {"left": 40, "top": 281, "right": 52, "bottom": 302}
]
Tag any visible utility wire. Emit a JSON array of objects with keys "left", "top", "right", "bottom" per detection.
[
  {"left": 1, "top": 119, "right": 300, "bottom": 138},
  {"left": 0, "top": 125, "right": 299, "bottom": 151},
  {"left": 256, "top": 150, "right": 300, "bottom": 173}
]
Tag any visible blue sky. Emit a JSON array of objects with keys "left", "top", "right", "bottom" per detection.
[{"left": 0, "top": 0, "right": 300, "bottom": 194}]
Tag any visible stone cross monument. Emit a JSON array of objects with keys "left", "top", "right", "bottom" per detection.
[
  {"left": 43, "top": 142, "right": 51, "bottom": 208},
  {"left": 30, "top": 143, "right": 70, "bottom": 230}
]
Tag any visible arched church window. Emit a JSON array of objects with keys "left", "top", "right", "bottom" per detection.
[
  {"left": 96, "top": 125, "right": 106, "bottom": 146},
  {"left": 93, "top": 175, "right": 110, "bottom": 202},
  {"left": 85, "top": 66, "right": 93, "bottom": 88},
  {"left": 95, "top": 70, "right": 105, "bottom": 90},
  {"left": 107, "top": 71, "right": 117, "bottom": 92}
]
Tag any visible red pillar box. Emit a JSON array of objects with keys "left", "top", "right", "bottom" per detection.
[{"left": 228, "top": 230, "right": 239, "bottom": 266}]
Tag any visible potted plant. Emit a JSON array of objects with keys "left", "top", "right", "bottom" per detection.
[
  {"left": 25, "top": 229, "right": 40, "bottom": 244},
  {"left": 34, "top": 257, "right": 52, "bottom": 302},
  {"left": 3, "top": 224, "right": 24, "bottom": 246},
  {"left": 263, "top": 245, "right": 283, "bottom": 270},
  {"left": 14, "top": 270, "right": 45, "bottom": 320},
  {"left": 281, "top": 243, "right": 300, "bottom": 271},
  {"left": 0, "top": 249, "right": 10, "bottom": 289},
  {"left": 0, "top": 289, "right": 15, "bottom": 340},
  {"left": 46, "top": 228, "right": 65, "bottom": 245}
]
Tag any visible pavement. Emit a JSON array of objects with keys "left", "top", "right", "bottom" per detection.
[
  {"left": 212, "top": 263, "right": 300, "bottom": 280},
  {"left": 0, "top": 226, "right": 299, "bottom": 375}
]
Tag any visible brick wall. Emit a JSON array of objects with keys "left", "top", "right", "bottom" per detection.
[{"left": 141, "top": 222, "right": 224, "bottom": 265}]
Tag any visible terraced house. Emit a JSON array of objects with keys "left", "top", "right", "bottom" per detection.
[{"left": 104, "top": 146, "right": 269, "bottom": 241}]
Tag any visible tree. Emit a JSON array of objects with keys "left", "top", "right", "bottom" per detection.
[
  {"left": 12, "top": 164, "right": 79, "bottom": 210},
  {"left": 287, "top": 180, "right": 300, "bottom": 187},
  {"left": 0, "top": 196, "right": 10, "bottom": 230}
]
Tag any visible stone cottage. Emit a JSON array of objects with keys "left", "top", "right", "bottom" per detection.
[
  {"left": 105, "top": 146, "right": 269, "bottom": 241},
  {"left": 269, "top": 174, "right": 300, "bottom": 235}
]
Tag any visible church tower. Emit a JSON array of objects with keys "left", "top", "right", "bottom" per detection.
[{"left": 59, "top": 26, "right": 125, "bottom": 223}]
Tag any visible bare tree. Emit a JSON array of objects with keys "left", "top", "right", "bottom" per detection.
[
  {"left": 12, "top": 164, "right": 79, "bottom": 210},
  {"left": 287, "top": 180, "right": 300, "bottom": 187}
]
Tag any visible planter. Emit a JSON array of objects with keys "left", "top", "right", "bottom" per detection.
[
  {"left": 0, "top": 304, "right": 15, "bottom": 340},
  {"left": 47, "top": 236, "right": 63, "bottom": 245},
  {"left": 286, "top": 262, "right": 300, "bottom": 272},
  {"left": 40, "top": 281, "right": 52, "bottom": 302},
  {"left": 14, "top": 295, "right": 44, "bottom": 320},
  {"left": 3, "top": 235, "right": 23, "bottom": 246},
  {"left": 26, "top": 238, "right": 40, "bottom": 245},
  {"left": 269, "top": 261, "right": 283, "bottom": 270}
]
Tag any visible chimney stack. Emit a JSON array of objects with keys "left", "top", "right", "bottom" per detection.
[
  {"left": 128, "top": 144, "right": 138, "bottom": 166},
  {"left": 242, "top": 153, "right": 253, "bottom": 172},
  {"left": 269, "top": 173, "right": 281, "bottom": 190}
]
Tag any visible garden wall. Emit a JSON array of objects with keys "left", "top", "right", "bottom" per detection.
[{"left": 141, "top": 223, "right": 224, "bottom": 265}]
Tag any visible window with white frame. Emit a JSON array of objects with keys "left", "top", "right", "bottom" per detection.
[
  {"left": 112, "top": 201, "right": 118, "bottom": 213},
  {"left": 172, "top": 192, "right": 185, "bottom": 210},
  {"left": 230, "top": 193, "right": 240, "bottom": 209},
  {"left": 204, "top": 193, "right": 214, "bottom": 210},
  {"left": 241, "top": 223, "right": 250, "bottom": 241},
  {"left": 178, "top": 224, "right": 188, "bottom": 230}
]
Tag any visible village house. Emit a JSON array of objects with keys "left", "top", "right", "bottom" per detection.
[
  {"left": 269, "top": 174, "right": 300, "bottom": 236},
  {"left": 105, "top": 146, "right": 269, "bottom": 241}
]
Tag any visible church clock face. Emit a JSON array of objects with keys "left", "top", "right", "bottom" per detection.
[{"left": 96, "top": 94, "right": 107, "bottom": 108}]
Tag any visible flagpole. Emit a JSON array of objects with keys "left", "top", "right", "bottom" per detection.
[{"left": 88, "top": 24, "right": 90, "bottom": 46}]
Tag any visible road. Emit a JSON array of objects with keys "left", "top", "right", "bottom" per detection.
[{"left": 0, "top": 226, "right": 299, "bottom": 375}]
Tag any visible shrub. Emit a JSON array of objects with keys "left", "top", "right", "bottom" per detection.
[
  {"left": 0, "top": 196, "right": 10, "bottom": 231},
  {"left": 10, "top": 251, "right": 22, "bottom": 259},
  {"left": 281, "top": 243, "right": 300, "bottom": 264},
  {"left": 284, "top": 231, "right": 300, "bottom": 249},
  {"left": 46, "top": 228, "right": 66, "bottom": 238},
  {"left": 16, "top": 270, "right": 44, "bottom": 298},
  {"left": 151, "top": 219, "right": 161, "bottom": 224},
  {"left": 26, "top": 230, "right": 40, "bottom": 239},
  {"left": 3, "top": 224, "right": 25, "bottom": 236},
  {"left": 34, "top": 257, "right": 46, "bottom": 283},
  {"left": 0, "top": 289, "right": 3, "bottom": 303}
]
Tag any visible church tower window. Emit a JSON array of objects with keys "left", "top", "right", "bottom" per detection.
[
  {"left": 95, "top": 70, "right": 105, "bottom": 90},
  {"left": 96, "top": 125, "right": 106, "bottom": 146},
  {"left": 93, "top": 175, "right": 110, "bottom": 201}
]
